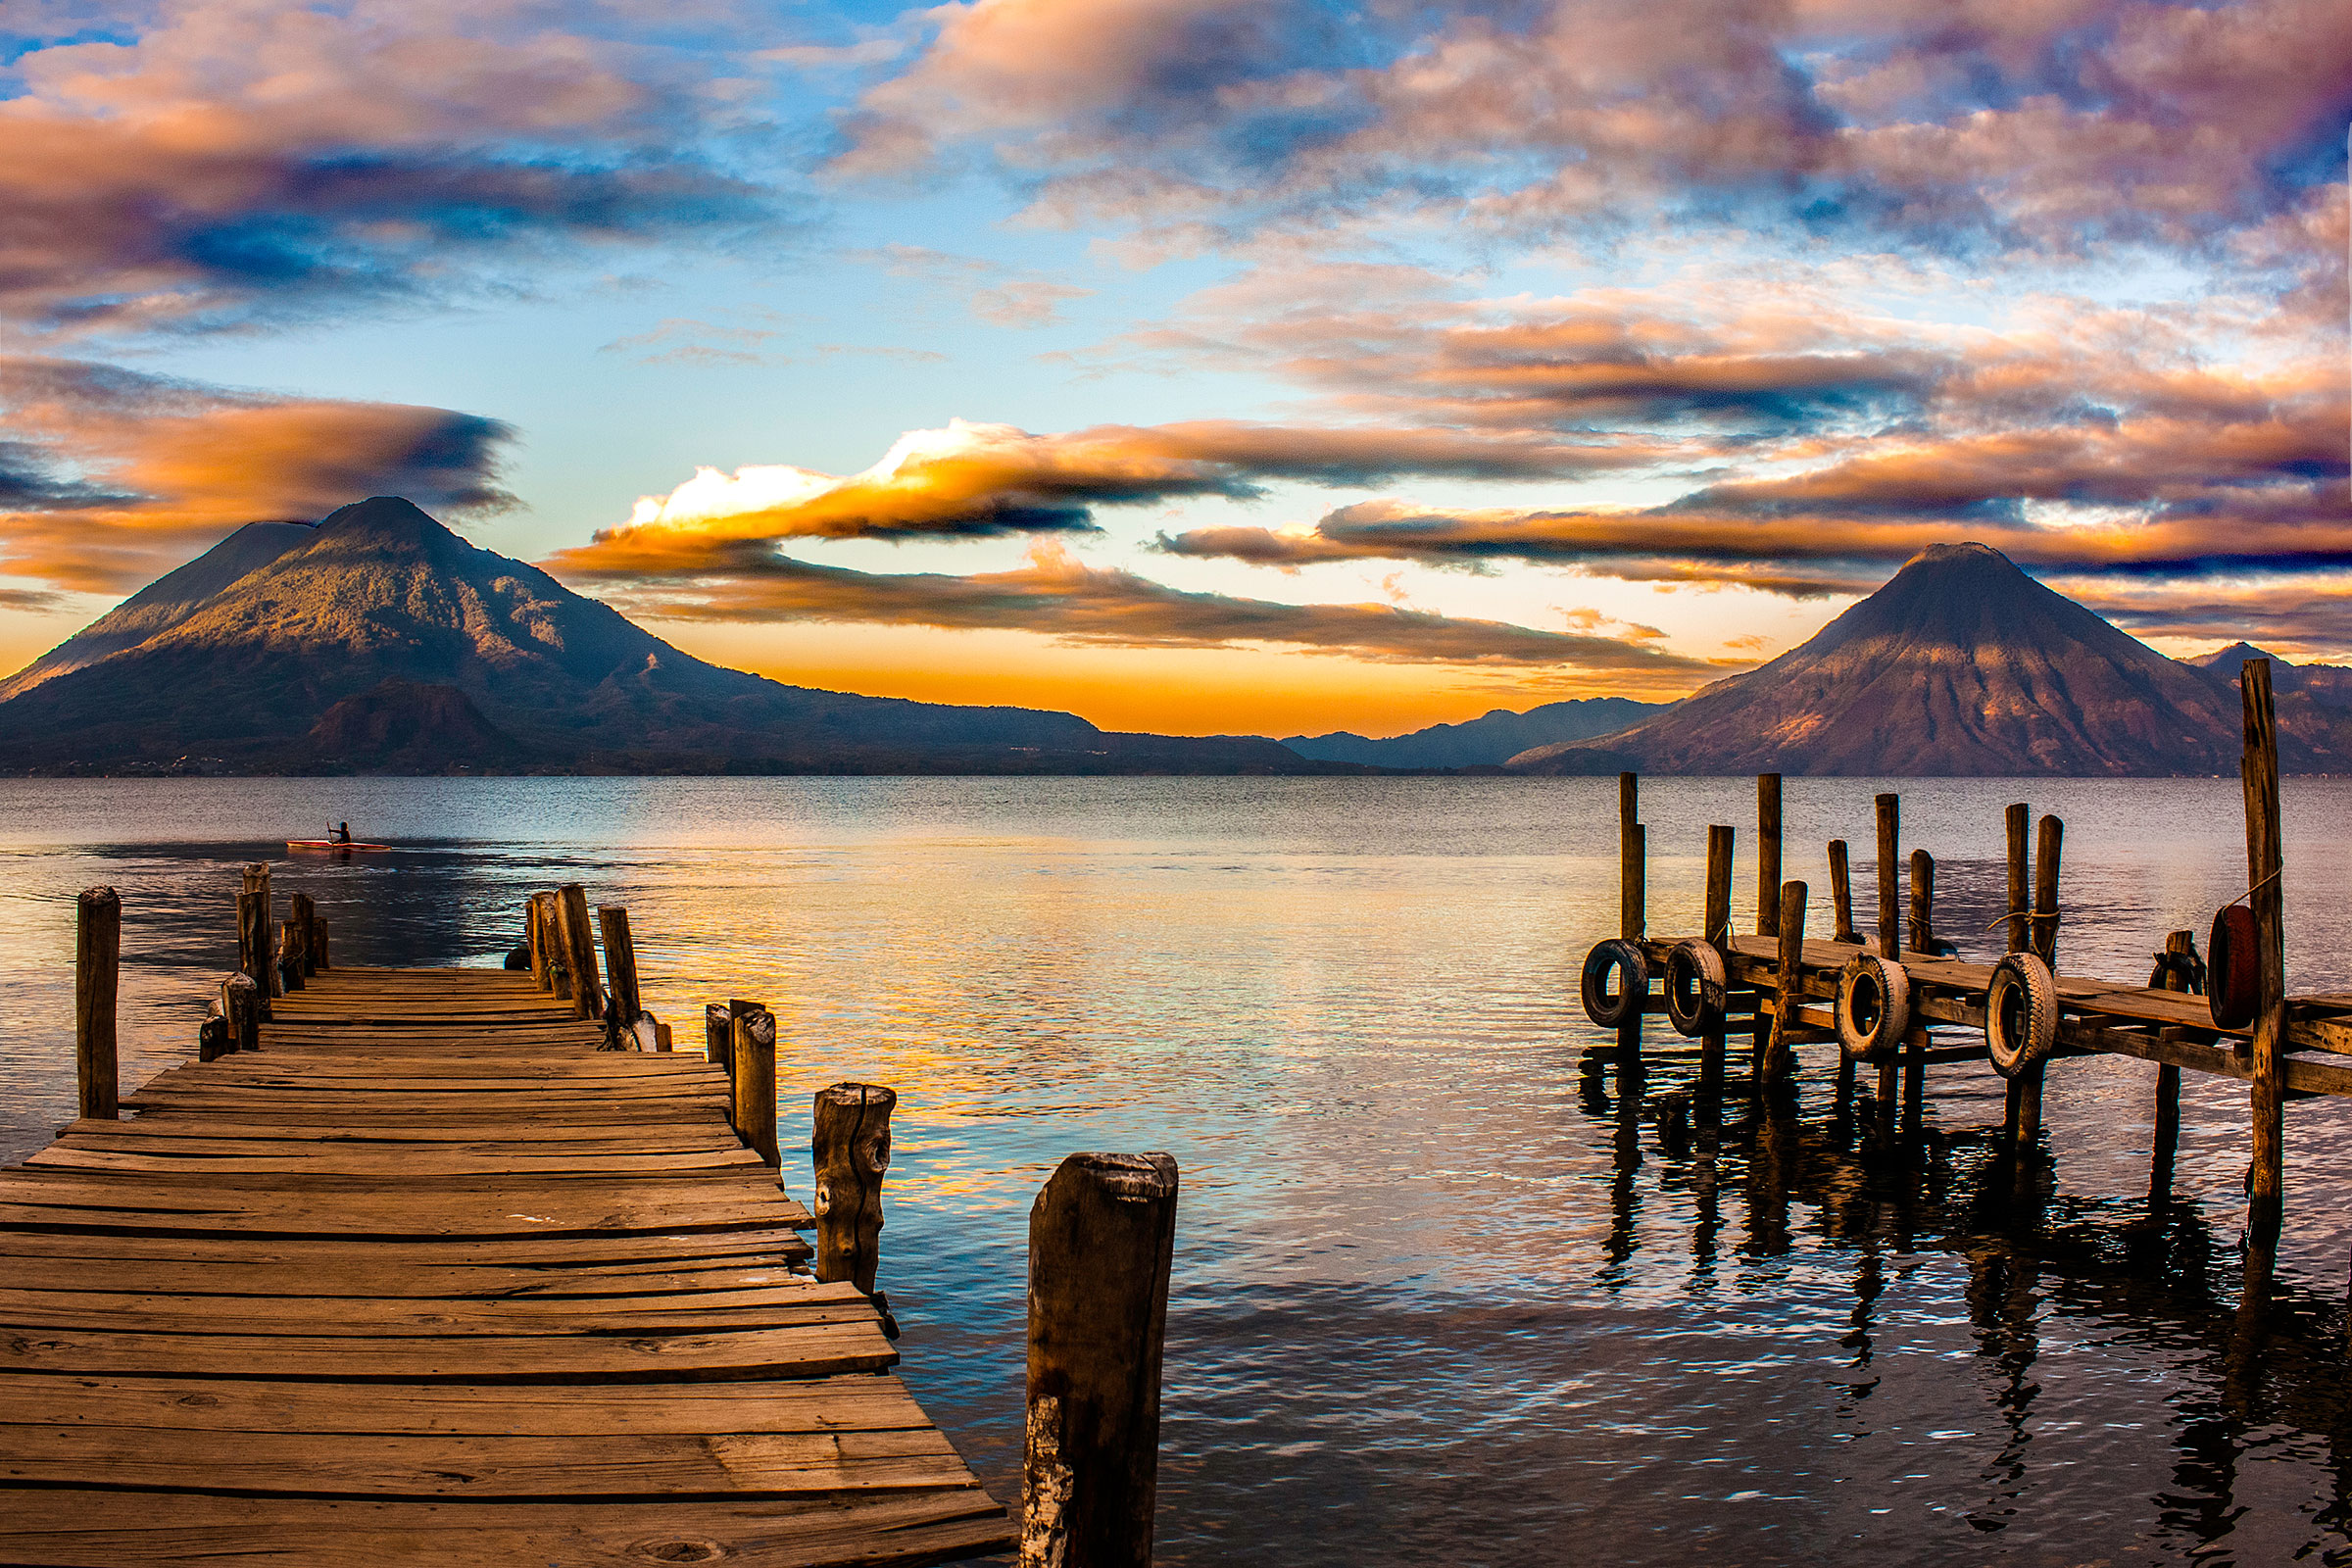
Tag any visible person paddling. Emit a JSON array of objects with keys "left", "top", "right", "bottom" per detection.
[{"left": 330, "top": 821, "right": 352, "bottom": 845}]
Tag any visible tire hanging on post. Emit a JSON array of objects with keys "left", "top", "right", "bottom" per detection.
[
  {"left": 1984, "top": 951, "right": 2059, "bottom": 1079},
  {"left": 1661, "top": 939, "right": 1727, "bottom": 1038},
  {"left": 2207, "top": 904, "right": 2259, "bottom": 1030},
  {"left": 1835, "top": 953, "right": 1910, "bottom": 1063},
  {"left": 1580, "top": 939, "right": 1647, "bottom": 1030}
]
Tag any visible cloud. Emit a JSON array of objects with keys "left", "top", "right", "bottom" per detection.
[
  {"left": 849, "top": 244, "right": 1096, "bottom": 328},
  {"left": 0, "top": 0, "right": 779, "bottom": 335},
  {"left": 831, "top": 0, "right": 2351, "bottom": 258},
  {"left": 575, "top": 537, "right": 1725, "bottom": 677},
  {"left": 0, "top": 357, "right": 514, "bottom": 591},
  {"left": 550, "top": 415, "right": 1660, "bottom": 571}
]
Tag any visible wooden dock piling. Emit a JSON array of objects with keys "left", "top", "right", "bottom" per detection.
[
  {"left": 1828, "top": 841, "right": 1856, "bottom": 945},
  {"left": 1756, "top": 774, "right": 1782, "bottom": 939},
  {"left": 2150, "top": 929, "right": 2195, "bottom": 1201},
  {"left": 1873, "top": 794, "right": 1900, "bottom": 960},
  {"left": 525, "top": 890, "right": 559, "bottom": 993},
  {"left": 220, "top": 971, "right": 260, "bottom": 1054},
  {"left": 1765, "top": 881, "right": 1807, "bottom": 1080},
  {"left": 1702, "top": 825, "right": 1735, "bottom": 1085},
  {"left": 2240, "top": 658, "right": 2287, "bottom": 1254},
  {"left": 813, "top": 1083, "right": 896, "bottom": 1295},
  {"left": 2005, "top": 804, "right": 2031, "bottom": 953},
  {"left": 74, "top": 886, "right": 120, "bottom": 1121},
  {"left": 1906, "top": 850, "right": 1936, "bottom": 956},
  {"left": 1023, "top": 1152, "right": 1179, "bottom": 1568},
  {"left": 289, "top": 892, "right": 318, "bottom": 977},
  {"left": 732, "top": 1004, "right": 780, "bottom": 1165},
  {"left": 556, "top": 884, "right": 604, "bottom": 1021},
  {"left": 596, "top": 905, "right": 642, "bottom": 1027}
]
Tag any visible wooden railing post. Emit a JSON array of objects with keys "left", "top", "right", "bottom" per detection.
[
  {"left": 1755, "top": 774, "right": 1782, "bottom": 938},
  {"left": 731, "top": 1004, "right": 778, "bottom": 1164},
  {"left": 2004, "top": 803, "right": 2031, "bottom": 953},
  {"left": 813, "top": 1084, "right": 896, "bottom": 1294},
  {"left": 221, "top": 972, "right": 260, "bottom": 1054},
  {"left": 1023, "top": 1152, "right": 1178, "bottom": 1568},
  {"left": 2240, "top": 658, "right": 2285, "bottom": 1254},
  {"left": 556, "top": 884, "right": 604, "bottom": 1020},
  {"left": 1764, "top": 880, "right": 1806, "bottom": 1079},
  {"left": 597, "top": 906, "right": 642, "bottom": 1025},
  {"left": 75, "top": 887, "right": 120, "bottom": 1120}
]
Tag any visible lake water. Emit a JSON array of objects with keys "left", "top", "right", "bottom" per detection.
[{"left": 4, "top": 774, "right": 2352, "bottom": 1565}]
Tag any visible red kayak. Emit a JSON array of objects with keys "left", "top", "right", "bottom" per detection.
[{"left": 287, "top": 840, "right": 391, "bottom": 852}]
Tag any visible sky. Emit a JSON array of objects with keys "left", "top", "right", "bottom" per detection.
[{"left": 0, "top": 0, "right": 2344, "bottom": 738}]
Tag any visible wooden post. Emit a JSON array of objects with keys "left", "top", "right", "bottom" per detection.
[
  {"left": 238, "top": 863, "right": 275, "bottom": 1005},
  {"left": 2151, "top": 930, "right": 2193, "bottom": 1201},
  {"left": 1703, "top": 826, "right": 1734, "bottom": 949},
  {"left": 813, "top": 1083, "right": 896, "bottom": 1293},
  {"left": 1756, "top": 774, "right": 1782, "bottom": 938},
  {"left": 597, "top": 906, "right": 642, "bottom": 1025},
  {"left": 1828, "top": 840, "right": 1855, "bottom": 944},
  {"left": 704, "top": 1003, "right": 733, "bottom": 1075},
  {"left": 220, "top": 972, "right": 260, "bottom": 1054},
  {"left": 198, "top": 1012, "right": 231, "bottom": 1062},
  {"left": 311, "top": 915, "right": 330, "bottom": 971},
  {"left": 289, "top": 893, "right": 317, "bottom": 977},
  {"left": 556, "top": 884, "right": 604, "bottom": 1020},
  {"left": 1618, "top": 774, "right": 1644, "bottom": 943},
  {"left": 526, "top": 892, "right": 559, "bottom": 993},
  {"left": 2033, "top": 814, "right": 2064, "bottom": 970},
  {"left": 1907, "top": 849, "right": 1935, "bottom": 956},
  {"left": 1873, "top": 794, "right": 1900, "bottom": 960},
  {"left": 1023, "top": 1152, "right": 1178, "bottom": 1568},
  {"left": 731, "top": 1004, "right": 778, "bottom": 1164},
  {"left": 1764, "top": 880, "right": 1806, "bottom": 1080},
  {"left": 275, "top": 917, "right": 307, "bottom": 992},
  {"left": 2240, "top": 658, "right": 2285, "bottom": 1252},
  {"left": 2005, "top": 804, "right": 2031, "bottom": 953},
  {"left": 75, "top": 887, "right": 120, "bottom": 1120}
]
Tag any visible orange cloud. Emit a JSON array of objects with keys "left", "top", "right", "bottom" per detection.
[{"left": 0, "top": 357, "right": 513, "bottom": 591}]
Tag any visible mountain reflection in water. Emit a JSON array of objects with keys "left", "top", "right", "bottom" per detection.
[{"left": 2, "top": 774, "right": 2350, "bottom": 1566}]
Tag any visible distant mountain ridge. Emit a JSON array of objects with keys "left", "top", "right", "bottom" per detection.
[
  {"left": 1282, "top": 697, "right": 1664, "bottom": 768},
  {"left": 0, "top": 497, "right": 1344, "bottom": 775},
  {"left": 1506, "top": 544, "right": 2348, "bottom": 776}
]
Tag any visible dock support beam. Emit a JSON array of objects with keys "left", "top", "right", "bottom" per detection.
[
  {"left": 2240, "top": 659, "right": 2286, "bottom": 1260},
  {"left": 1619, "top": 773, "right": 1645, "bottom": 1079},
  {"left": 1023, "top": 1152, "right": 1178, "bottom": 1568},
  {"left": 2150, "top": 930, "right": 2196, "bottom": 1203},
  {"left": 813, "top": 1084, "right": 896, "bottom": 1294},
  {"left": 75, "top": 887, "right": 120, "bottom": 1121}
]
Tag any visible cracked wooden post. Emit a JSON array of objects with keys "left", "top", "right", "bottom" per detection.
[
  {"left": 1764, "top": 880, "right": 1806, "bottom": 1081},
  {"left": 220, "top": 972, "right": 260, "bottom": 1055},
  {"left": 2150, "top": 929, "right": 2194, "bottom": 1202},
  {"left": 1618, "top": 772, "right": 1644, "bottom": 1077},
  {"left": 1874, "top": 794, "right": 1903, "bottom": 1123},
  {"left": 1023, "top": 1152, "right": 1179, "bottom": 1568},
  {"left": 1701, "top": 824, "right": 1734, "bottom": 1094},
  {"left": 1755, "top": 774, "right": 1782, "bottom": 938},
  {"left": 2240, "top": 658, "right": 2285, "bottom": 1261},
  {"left": 1907, "top": 850, "right": 1936, "bottom": 956},
  {"left": 289, "top": 893, "right": 318, "bottom": 977},
  {"left": 705, "top": 1003, "right": 733, "bottom": 1076},
  {"left": 276, "top": 915, "right": 307, "bottom": 993},
  {"left": 731, "top": 1004, "right": 778, "bottom": 1165},
  {"left": 75, "top": 887, "right": 120, "bottom": 1121},
  {"left": 310, "top": 914, "right": 330, "bottom": 972},
  {"left": 1828, "top": 840, "right": 1856, "bottom": 944},
  {"left": 238, "top": 862, "right": 275, "bottom": 1006},
  {"left": 526, "top": 892, "right": 560, "bottom": 993},
  {"left": 556, "top": 884, "right": 604, "bottom": 1021},
  {"left": 597, "top": 906, "right": 642, "bottom": 1026},
  {"left": 812, "top": 1083, "right": 896, "bottom": 1294},
  {"left": 2004, "top": 804, "right": 2031, "bottom": 955}
]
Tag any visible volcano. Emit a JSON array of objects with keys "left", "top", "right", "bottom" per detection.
[
  {"left": 1506, "top": 542, "right": 2315, "bottom": 776},
  {"left": 0, "top": 497, "right": 1324, "bottom": 774}
]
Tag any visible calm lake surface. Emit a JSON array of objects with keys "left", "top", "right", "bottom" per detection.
[{"left": 4, "top": 775, "right": 2352, "bottom": 1565}]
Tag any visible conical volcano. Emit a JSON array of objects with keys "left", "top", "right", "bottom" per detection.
[
  {"left": 0, "top": 497, "right": 1320, "bottom": 774},
  {"left": 1509, "top": 542, "right": 2264, "bottom": 776}
]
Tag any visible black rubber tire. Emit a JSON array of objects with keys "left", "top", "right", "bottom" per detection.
[
  {"left": 1836, "top": 953, "right": 1911, "bottom": 1063},
  {"left": 1661, "top": 940, "right": 1728, "bottom": 1038},
  {"left": 1984, "top": 952, "right": 2059, "bottom": 1079},
  {"left": 1580, "top": 939, "right": 1647, "bottom": 1029},
  {"left": 2208, "top": 905, "right": 2259, "bottom": 1029}
]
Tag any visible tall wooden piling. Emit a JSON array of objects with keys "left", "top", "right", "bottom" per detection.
[
  {"left": 2005, "top": 804, "right": 2031, "bottom": 953},
  {"left": 289, "top": 893, "right": 318, "bottom": 977},
  {"left": 2150, "top": 930, "right": 2194, "bottom": 1201},
  {"left": 1765, "top": 881, "right": 1807, "bottom": 1080},
  {"left": 1828, "top": 841, "right": 1856, "bottom": 944},
  {"left": 597, "top": 906, "right": 642, "bottom": 1025},
  {"left": 526, "top": 892, "right": 560, "bottom": 993},
  {"left": 556, "top": 884, "right": 604, "bottom": 1020},
  {"left": 2007, "top": 816, "right": 2064, "bottom": 1161},
  {"left": 1756, "top": 775, "right": 1783, "bottom": 938},
  {"left": 1907, "top": 850, "right": 1936, "bottom": 956},
  {"left": 2033, "top": 815, "right": 2064, "bottom": 969},
  {"left": 1023, "top": 1152, "right": 1179, "bottom": 1568},
  {"left": 1873, "top": 795, "right": 1900, "bottom": 960},
  {"left": 1701, "top": 825, "right": 1735, "bottom": 1088},
  {"left": 812, "top": 1084, "right": 896, "bottom": 1294},
  {"left": 276, "top": 916, "right": 307, "bottom": 993},
  {"left": 1618, "top": 773, "right": 1644, "bottom": 944},
  {"left": 705, "top": 1003, "right": 733, "bottom": 1076},
  {"left": 310, "top": 915, "right": 330, "bottom": 972},
  {"left": 2240, "top": 658, "right": 2286, "bottom": 1252},
  {"left": 238, "top": 863, "right": 274, "bottom": 1005},
  {"left": 75, "top": 887, "right": 120, "bottom": 1121},
  {"left": 732, "top": 1005, "right": 780, "bottom": 1165}
]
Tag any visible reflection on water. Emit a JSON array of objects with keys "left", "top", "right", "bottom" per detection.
[{"left": 3, "top": 774, "right": 2351, "bottom": 1565}]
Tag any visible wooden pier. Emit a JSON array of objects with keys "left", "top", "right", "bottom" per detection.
[
  {"left": 0, "top": 955, "right": 1016, "bottom": 1563},
  {"left": 1583, "top": 659, "right": 2352, "bottom": 1291}
]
